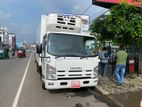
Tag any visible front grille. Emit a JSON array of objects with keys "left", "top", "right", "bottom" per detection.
[
  {"left": 57, "top": 70, "right": 93, "bottom": 79},
  {"left": 69, "top": 70, "right": 82, "bottom": 72},
  {"left": 69, "top": 74, "right": 82, "bottom": 76},
  {"left": 58, "top": 77, "right": 91, "bottom": 80},
  {"left": 58, "top": 70, "right": 65, "bottom": 72}
]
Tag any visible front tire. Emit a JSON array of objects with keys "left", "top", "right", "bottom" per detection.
[{"left": 42, "top": 81, "right": 46, "bottom": 90}]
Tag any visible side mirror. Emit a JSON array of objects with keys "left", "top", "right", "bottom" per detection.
[{"left": 36, "top": 43, "right": 42, "bottom": 54}]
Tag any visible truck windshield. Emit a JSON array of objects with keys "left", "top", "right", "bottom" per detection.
[{"left": 47, "top": 33, "right": 98, "bottom": 57}]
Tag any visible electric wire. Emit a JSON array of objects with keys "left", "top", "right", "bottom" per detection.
[
  {"left": 81, "top": 4, "right": 93, "bottom": 15},
  {"left": 89, "top": 9, "right": 109, "bottom": 24},
  {"left": 90, "top": 9, "right": 108, "bottom": 19}
]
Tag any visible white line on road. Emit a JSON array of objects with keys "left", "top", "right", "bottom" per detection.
[{"left": 12, "top": 54, "right": 33, "bottom": 107}]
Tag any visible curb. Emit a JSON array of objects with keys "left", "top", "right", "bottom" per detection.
[{"left": 88, "top": 86, "right": 123, "bottom": 107}]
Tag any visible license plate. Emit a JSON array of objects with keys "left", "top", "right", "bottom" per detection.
[
  {"left": 19, "top": 50, "right": 22, "bottom": 53},
  {"left": 71, "top": 81, "right": 80, "bottom": 88}
]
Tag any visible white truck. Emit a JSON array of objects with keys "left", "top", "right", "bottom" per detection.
[{"left": 36, "top": 13, "right": 99, "bottom": 90}]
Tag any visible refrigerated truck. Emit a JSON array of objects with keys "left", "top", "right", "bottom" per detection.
[{"left": 36, "top": 14, "right": 99, "bottom": 90}]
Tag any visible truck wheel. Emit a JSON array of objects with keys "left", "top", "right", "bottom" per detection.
[
  {"left": 36, "top": 64, "right": 39, "bottom": 72},
  {"left": 42, "top": 81, "right": 46, "bottom": 90},
  {"left": 38, "top": 67, "right": 42, "bottom": 79},
  {"left": 39, "top": 70, "right": 42, "bottom": 79},
  {"left": 36, "top": 65, "right": 41, "bottom": 73}
]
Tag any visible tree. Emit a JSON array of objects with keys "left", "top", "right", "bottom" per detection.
[{"left": 90, "top": 3, "right": 142, "bottom": 48}]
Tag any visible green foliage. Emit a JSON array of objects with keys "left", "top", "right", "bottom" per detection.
[{"left": 90, "top": 3, "right": 142, "bottom": 48}]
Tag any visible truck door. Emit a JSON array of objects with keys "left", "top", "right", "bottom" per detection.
[{"left": 42, "top": 39, "right": 47, "bottom": 78}]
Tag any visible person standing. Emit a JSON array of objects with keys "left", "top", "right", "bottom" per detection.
[
  {"left": 114, "top": 45, "right": 128, "bottom": 85},
  {"left": 99, "top": 47, "right": 109, "bottom": 77}
]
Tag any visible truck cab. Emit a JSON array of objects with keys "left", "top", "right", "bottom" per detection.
[{"left": 36, "top": 14, "right": 99, "bottom": 90}]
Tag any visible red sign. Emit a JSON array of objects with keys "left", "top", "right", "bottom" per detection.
[
  {"left": 95, "top": 0, "right": 120, "bottom": 4},
  {"left": 71, "top": 81, "right": 80, "bottom": 88},
  {"left": 95, "top": 0, "right": 141, "bottom": 6}
]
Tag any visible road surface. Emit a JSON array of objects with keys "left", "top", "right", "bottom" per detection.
[{"left": 0, "top": 53, "right": 109, "bottom": 107}]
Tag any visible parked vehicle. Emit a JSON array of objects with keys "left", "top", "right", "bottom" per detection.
[
  {"left": 0, "top": 27, "right": 9, "bottom": 59},
  {"left": 0, "top": 48, "right": 9, "bottom": 59},
  {"left": 36, "top": 13, "right": 99, "bottom": 90},
  {"left": 16, "top": 48, "right": 26, "bottom": 58}
]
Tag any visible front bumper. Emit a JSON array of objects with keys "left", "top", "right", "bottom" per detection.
[{"left": 43, "top": 78, "right": 98, "bottom": 90}]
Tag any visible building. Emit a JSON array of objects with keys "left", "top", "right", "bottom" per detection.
[{"left": 0, "top": 26, "right": 9, "bottom": 45}]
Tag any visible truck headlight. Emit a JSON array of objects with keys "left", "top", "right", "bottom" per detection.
[
  {"left": 47, "top": 64, "right": 56, "bottom": 74},
  {"left": 46, "top": 64, "right": 56, "bottom": 80},
  {"left": 93, "top": 66, "right": 98, "bottom": 77},
  {"left": 48, "top": 74, "right": 56, "bottom": 80}
]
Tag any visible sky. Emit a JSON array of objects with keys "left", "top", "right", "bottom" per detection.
[{"left": 0, "top": 0, "right": 107, "bottom": 43}]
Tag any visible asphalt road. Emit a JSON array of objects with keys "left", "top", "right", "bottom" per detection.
[{"left": 0, "top": 53, "right": 109, "bottom": 107}]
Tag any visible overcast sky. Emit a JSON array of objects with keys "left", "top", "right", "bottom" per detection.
[{"left": 0, "top": 0, "right": 107, "bottom": 43}]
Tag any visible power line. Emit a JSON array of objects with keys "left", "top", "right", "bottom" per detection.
[
  {"left": 90, "top": 9, "right": 108, "bottom": 19},
  {"left": 81, "top": 4, "right": 92, "bottom": 15},
  {"left": 89, "top": 9, "right": 109, "bottom": 24}
]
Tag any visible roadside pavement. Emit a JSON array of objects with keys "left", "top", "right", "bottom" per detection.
[{"left": 94, "top": 64, "right": 142, "bottom": 107}]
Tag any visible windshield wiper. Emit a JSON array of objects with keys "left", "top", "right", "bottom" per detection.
[
  {"left": 55, "top": 55, "right": 65, "bottom": 59},
  {"left": 55, "top": 54, "right": 80, "bottom": 58},
  {"left": 80, "top": 56, "right": 88, "bottom": 59},
  {"left": 62, "top": 54, "right": 90, "bottom": 59},
  {"left": 55, "top": 54, "right": 96, "bottom": 59},
  {"left": 64, "top": 54, "right": 81, "bottom": 57},
  {"left": 80, "top": 54, "right": 97, "bottom": 59}
]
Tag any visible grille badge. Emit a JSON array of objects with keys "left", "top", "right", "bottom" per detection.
[{"left": 70, "top": 67, "right": 82, "bottom": 70}]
